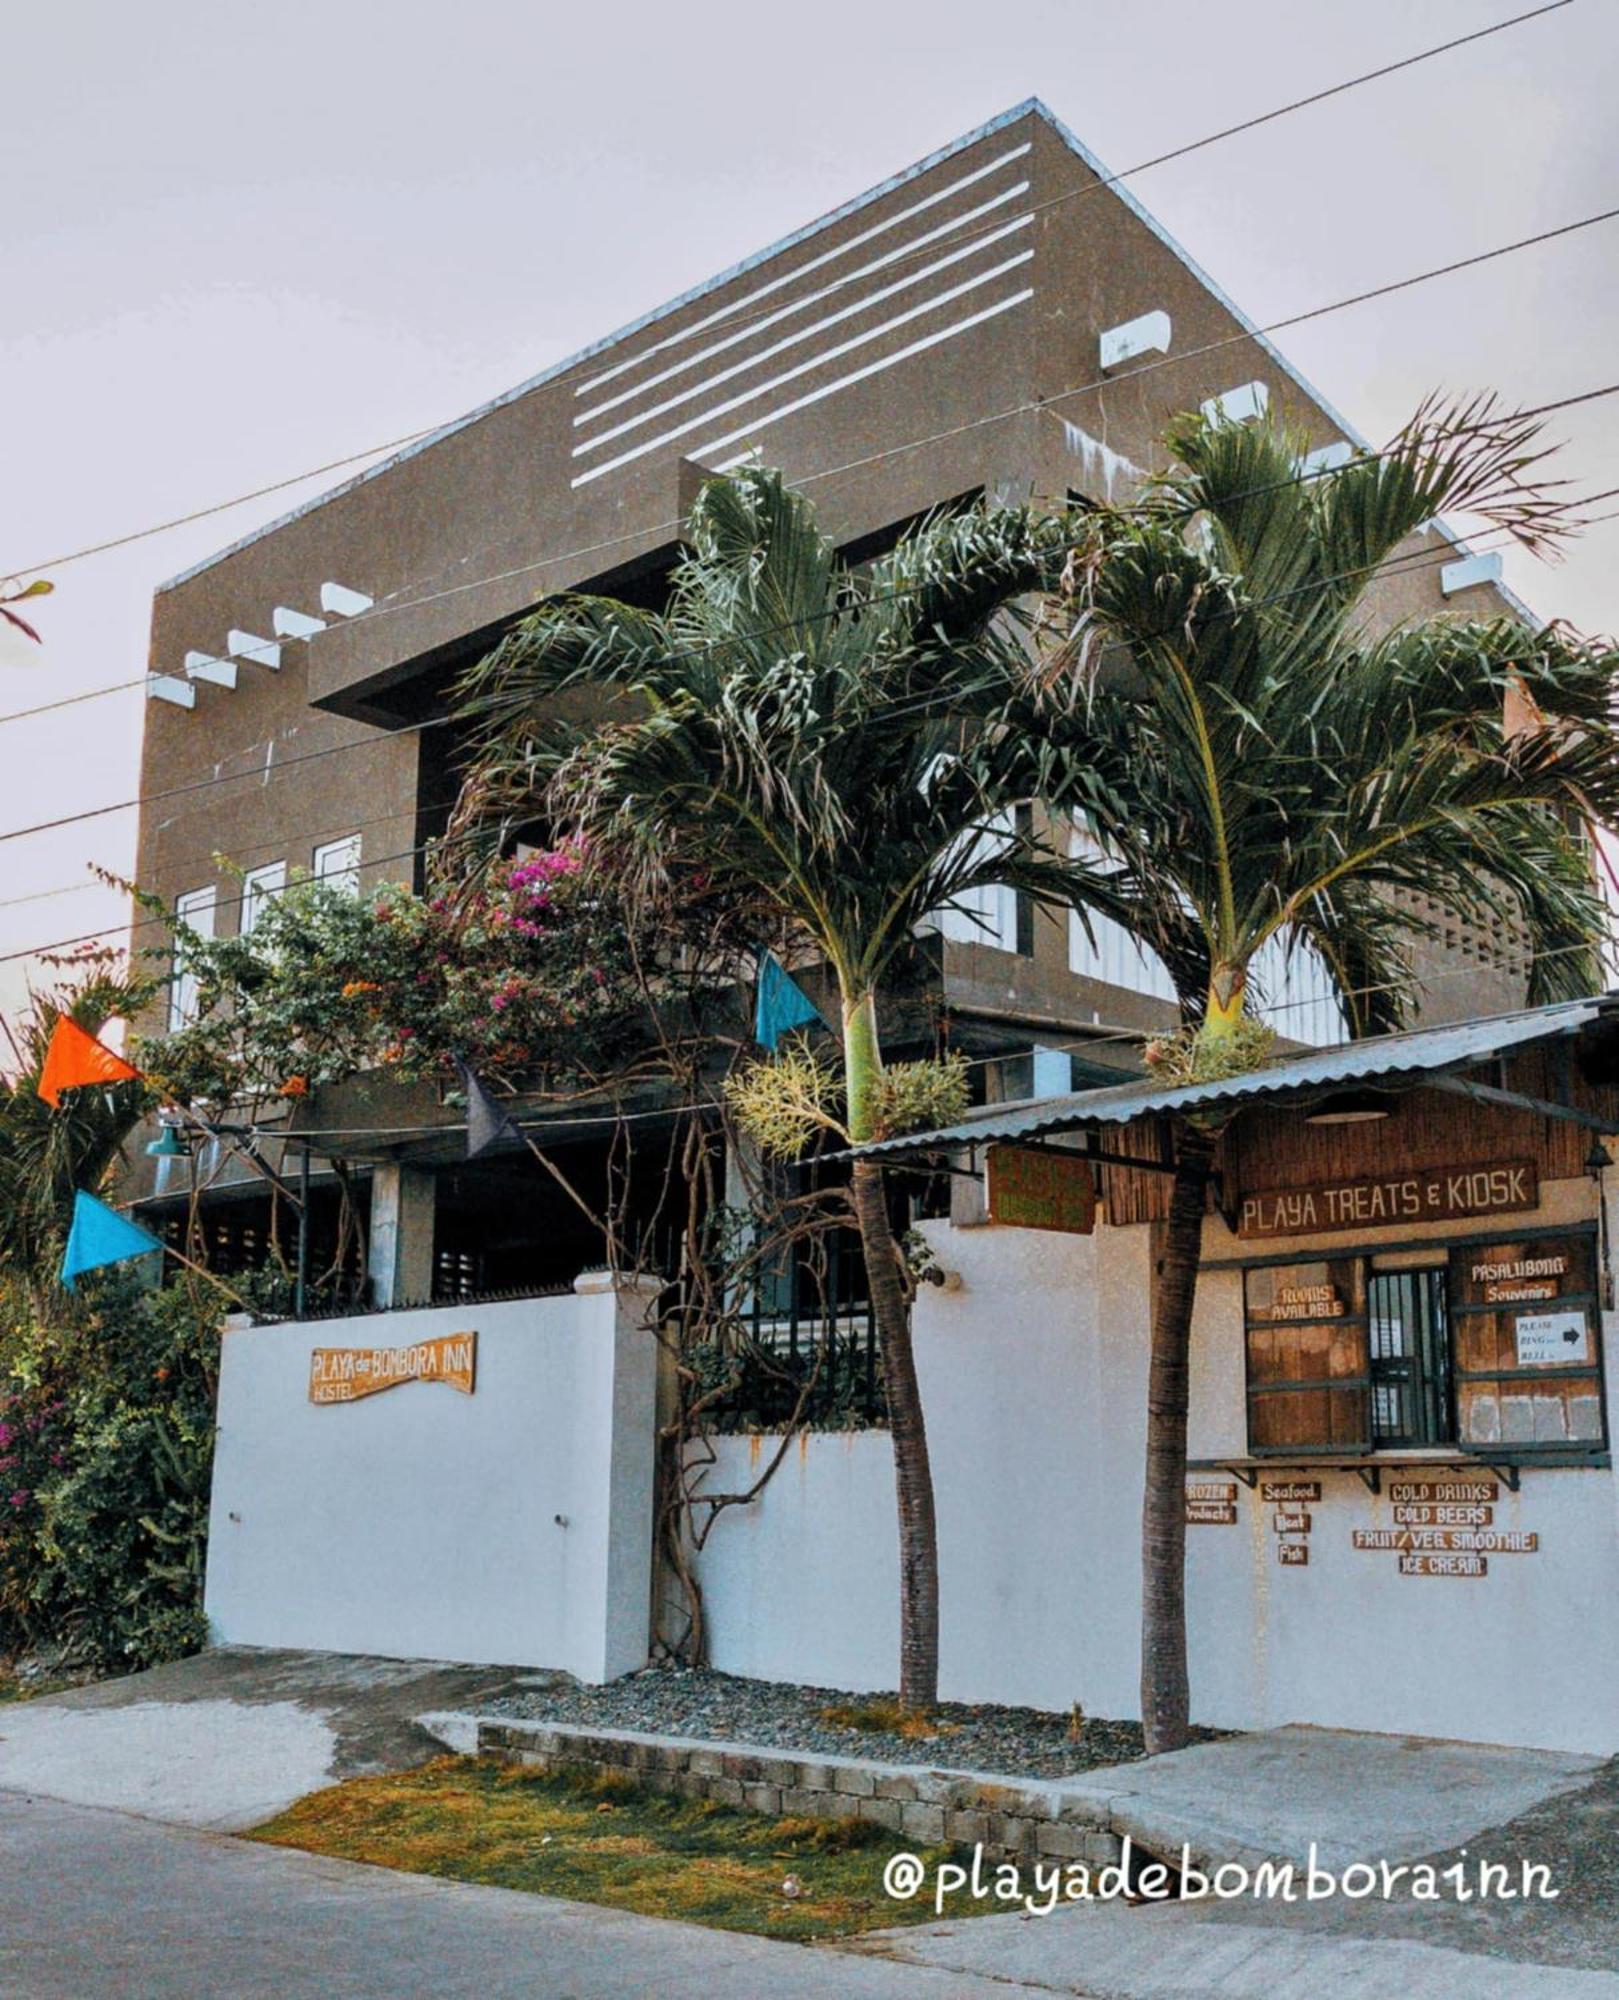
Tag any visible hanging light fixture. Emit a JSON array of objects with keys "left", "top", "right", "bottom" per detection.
[
  {"left": 145, "top": 1120, "right": 193, "bottom": 1159},
  {"left": 1303, "top": 1087, "right": 1394, "bottom": 1126}
]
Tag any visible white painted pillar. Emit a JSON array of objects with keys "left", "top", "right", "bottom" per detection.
[
  {"left": 367, "top": 1163, "right": 436, "bottom": 1308},
  {"left": 569, "top": 1271, "right": 662, "bottom": 1680}
]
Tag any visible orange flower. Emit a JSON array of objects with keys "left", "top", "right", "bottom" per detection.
[
  {"left": 341, "top": 980, "right": 381, "bottom": 999},
  {"left": 280, "top": 1075, "right": 309, "bottom": 1097}
]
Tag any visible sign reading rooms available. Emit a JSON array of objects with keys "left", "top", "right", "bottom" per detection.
[
  {"left": 1238, "top": 1160, "right": 1537, "bottom": 1239},
  {"left": 309, "top": 1333, "right": 477, "bottom": 1404}
]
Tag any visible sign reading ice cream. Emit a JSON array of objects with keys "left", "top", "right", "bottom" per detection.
[{"left": 309, "top": 1333, "right": 477, "bottom": 1404}]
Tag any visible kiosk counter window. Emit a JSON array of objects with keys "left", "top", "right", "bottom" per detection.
[{"left": 1243, "top": 1228, "right": 1607, "bottom": 1458}]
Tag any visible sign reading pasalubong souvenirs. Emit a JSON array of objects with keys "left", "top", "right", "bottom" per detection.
[{"left": 1238, "top": 1160, "right": 1538, "bottom": 1239}]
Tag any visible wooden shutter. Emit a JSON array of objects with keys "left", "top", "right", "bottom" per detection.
[
  {"left": 1448, "top": 1231, "right": 1606, "bottom": 1450},
  {"left": 1244, "top": 1257, "right": 1371, "bottom": 1452}
]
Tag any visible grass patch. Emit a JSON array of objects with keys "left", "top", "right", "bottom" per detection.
[
  {"left": 817, "top": 1696, "right": 959, "bottom": 1741},
  {"left": 248, "top": 1756, "right": 983, "bottom": 1940}
]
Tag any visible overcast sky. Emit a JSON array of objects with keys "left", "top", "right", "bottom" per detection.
[{"left": 2, "top": 0, "right": 1615, "bottom": 1023}]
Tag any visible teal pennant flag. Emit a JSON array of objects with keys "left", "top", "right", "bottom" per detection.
[
  {"left": 60, "top": 1190, "right": 165, "bottom": 1291},
  {"left": 754, "top": 950, "right": 821, "bottom": 1051}
]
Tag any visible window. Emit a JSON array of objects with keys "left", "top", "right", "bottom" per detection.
[
  {"left": 1244, "top": 1230, "right": 1606, "bottom": 1457},
  {"left": 313, "top": 833, "right": 361, "bottom": 895},
  {"left": 1368, "top": 1268, "right": 1451, "bottom": 1446},
  {"left": 239, "top": 860, "right": 286, "bottom": 936},
  {"left": 932, "top": 808, "right": 1022, "bottom": 954},
  {"left": 169, "top": 886, "right": 217, "bottom": 1030},
  {"left": 1067, "top": 823, "right": 1345, "bottom": 1043}
]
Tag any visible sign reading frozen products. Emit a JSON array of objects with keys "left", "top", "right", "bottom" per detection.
[
  {"left": 1238, "top": 1160, "right": 1537, "bottom": 1239},
  {"left": 309, "top": 1332, "right": 477, "bottom": 1405},
  {"left": 1513, "top": 1310, "right": 1590, "bottom": 1368}
]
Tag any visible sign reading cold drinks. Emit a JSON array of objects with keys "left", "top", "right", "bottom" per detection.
[{"left": 1238, "top": 1160, "right": 1537, "bottom": 1240}]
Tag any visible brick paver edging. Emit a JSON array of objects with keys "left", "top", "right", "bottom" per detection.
[{"left": 476, "top": 1718, "right": 1125, "bottom": 1865}]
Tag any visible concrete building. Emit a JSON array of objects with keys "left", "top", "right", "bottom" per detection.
[{"left": 132, "top": 97, "right": 1533, "bottom": 1296}]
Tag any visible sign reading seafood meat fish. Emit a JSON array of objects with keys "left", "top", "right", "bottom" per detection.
[{"left": 309, "top": 1333, "right": 477, "bottom": 1404}]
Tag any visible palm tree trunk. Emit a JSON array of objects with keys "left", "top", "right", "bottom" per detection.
[
  {"left": 1140, "top": 1118, "right": 1215, "bottom": 1755},
  {"left": 843, "top": 987, "right": 940, "bottom": 1711}
]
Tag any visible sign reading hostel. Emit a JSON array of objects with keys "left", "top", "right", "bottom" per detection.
[
  {"left": 309, "top": 1333, "right": 477, "bottom": 1405},
  {"left": 1238, "top": 1160, "right": 1537, "bottom": 1239}
]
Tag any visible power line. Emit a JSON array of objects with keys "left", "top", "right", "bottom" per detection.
[
  {"left": 6, "top": 2, "right": 1575, "bottom": 586},
  {"left": 5, "top": 508, "right": 1615, "bottom": 978},
  {"left": 3, "top": 483, "right": 1617, "bottom": 932}
]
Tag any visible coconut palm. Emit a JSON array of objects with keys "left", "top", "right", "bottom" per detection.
[
  {"left": 448, "top": 466, "right": 1106, "bottom": 1707},
  {"left": 1036, "top": 398, "right": 1619, "bottom": 1752}
]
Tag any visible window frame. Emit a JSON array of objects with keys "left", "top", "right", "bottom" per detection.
[
  {"left": 1239, "top": 1220, "right": 1608, "bottom": 1463},
  {"left": 169, "top": 885, "right": 217, "bottom": 1030},
  {"left": 312, "top": 832, "right": 361, "bottom": 895},
  {"left": 239, "top": 859, "right": 287, "bottom": 936}
]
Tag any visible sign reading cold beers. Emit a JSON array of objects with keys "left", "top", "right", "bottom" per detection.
[{"left": 1238, "top": 1160, "right": 1537, "bottom": 1240}]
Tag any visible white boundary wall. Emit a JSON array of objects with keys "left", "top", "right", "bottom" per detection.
[
  {"left": 688, "top": 1181, "right": 1619, "bottom": 1754},
  {"left": 206, "top": 1279, "right": 659, "bottom": 1681}
]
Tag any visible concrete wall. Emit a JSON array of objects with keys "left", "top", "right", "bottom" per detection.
[
  {"left": 687, "top": 1184, "right": 1619, "bottom": 1754},
  {"left": 205, "top": 1278, "right": 659, "bottom": 1681}
]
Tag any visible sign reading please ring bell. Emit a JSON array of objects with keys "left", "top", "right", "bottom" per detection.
[{"left": 309, "top": 1333, "right": 477, "bottom": 1404}]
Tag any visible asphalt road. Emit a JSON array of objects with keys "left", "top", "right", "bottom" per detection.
[{"left": 0, "top": 1791, "right": 1044, "bottom": 2000}]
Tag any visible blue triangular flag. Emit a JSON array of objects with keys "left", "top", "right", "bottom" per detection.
[
  {"left": 60, "top": 1190, "right": 165, "bottom": 1292},
  {"left": 754, "top": 950, "right": 821, "bottom": 1051}
]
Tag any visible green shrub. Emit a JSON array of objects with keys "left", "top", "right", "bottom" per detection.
[{"left": 0, "top": 1274, "right": 219, "bottom": 1673}]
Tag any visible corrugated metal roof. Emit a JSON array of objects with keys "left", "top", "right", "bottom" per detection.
[{"left": 853, "top": 995, "right": 1618, "bottom": 1157}]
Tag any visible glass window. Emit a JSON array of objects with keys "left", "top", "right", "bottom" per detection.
[
  {"left": 313, "top": 833, "right": 361, "bottom": 895},
  {"left": 239, "top": 860, "right": 286, "bottom": 936},
  {"left": 169, "top": 886, "right": 216, "bottom": 1030}
]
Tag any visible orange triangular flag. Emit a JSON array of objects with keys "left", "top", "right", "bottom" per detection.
[{"left": 36, "top": 1016, "right": 141, "bottom": 1108}]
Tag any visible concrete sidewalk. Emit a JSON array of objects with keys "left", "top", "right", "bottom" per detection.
[
  {"left": 0, "top": 1648, "right": 542, "bottom": 1827},
  {"left": 1054, "top": 1723, "right": 1604, "bottom": 1871}
]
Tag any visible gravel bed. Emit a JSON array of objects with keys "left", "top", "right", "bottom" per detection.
[{"left": 485, "top": 1664, "right": 1221, "bottom": 1781}]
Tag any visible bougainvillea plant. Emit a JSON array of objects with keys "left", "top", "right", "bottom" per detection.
[{"left": 130, "top": 846, "right": 679, "bottom": 1109}]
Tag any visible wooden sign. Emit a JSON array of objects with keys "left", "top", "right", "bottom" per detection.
[
  {"left": 1261, "top": 1480, "right": 1320, "bottom": 1503},
  {"left": 986, "top": 1144, "right": 1096, "bottom": 1235},
  {"left": 1269, "top": 1282, "right": 1344, "bottom": 1321},
  {"left": 1272, "top": 1509, "right": 1312, "bottom": 1535},
  {"left": 1400, "top": 1553, "right": 1486, "bottom": 1578},
  {"left": 1237, "top": 1160, "right": 1537, "bottom": 1240},
  {"left": 1388, "top": 1480, "right": 1497, "bottom": 1504},
  {"left": 310, "top": 1332, "right": 477, "bottom": 1405},
  {"left": 1353, "top": 1527, "right": 1536, "bottom": 1554},
  {"left": 1184, "top": 1479, "right": 1237, "bottom": 1525},
  {"left": 1277, "top": 1541, "right": 1309, "bottom": 1566}
]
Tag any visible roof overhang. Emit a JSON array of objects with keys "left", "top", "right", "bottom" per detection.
[{"left": 847, "top": 995, "right": 1619, "bottom": 1161}]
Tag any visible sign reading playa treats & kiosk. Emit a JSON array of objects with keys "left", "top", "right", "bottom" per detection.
[{"left": 1238, "top": 1159, "right": 1537, "bottom": 1238}]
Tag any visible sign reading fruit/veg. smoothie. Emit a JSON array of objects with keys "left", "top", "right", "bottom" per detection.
[
  {"left": 1237, "top": 1160, "right": 1537, "bottom": 1239},
  {"left": 309, "top": 1333, "right": 477, "bottom": 1404}
]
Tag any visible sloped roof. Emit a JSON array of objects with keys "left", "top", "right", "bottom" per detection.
[{"left": 852, "top": 995, "right": 1619, "bottom": 1157}]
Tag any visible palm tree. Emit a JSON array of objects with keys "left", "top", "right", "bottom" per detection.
[
  {"left": 1039, "top": 399, "right": 1619, "bottom": 1753},
  {"left": 448, "top": 467, "right": 1101, "bottom": 1707}
]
